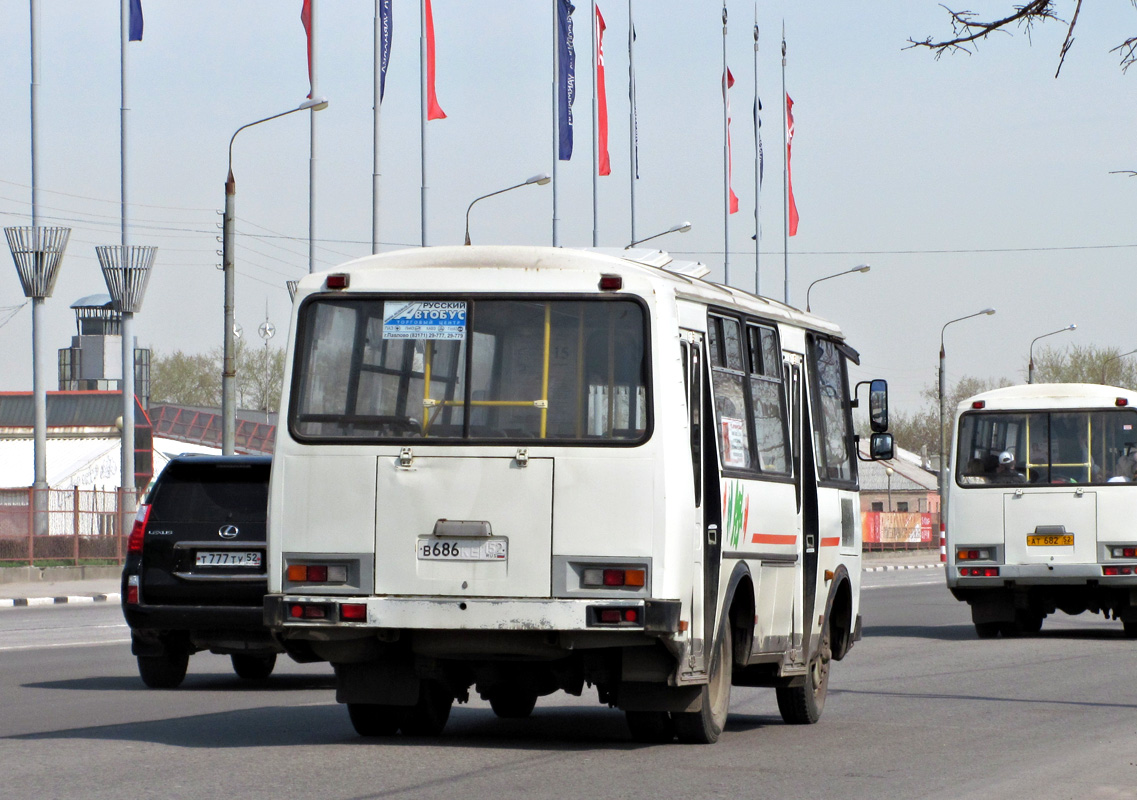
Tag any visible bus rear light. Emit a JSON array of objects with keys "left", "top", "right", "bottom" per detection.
[
  {"left": 957, "top": 548, "right": 992, "bottom": 561},
  {"left": 960, "top": 567, "right": 1000, "bottom": 577},
  {"left": 287, "top": 564, "right": 349, "bottom": 583},
  {"left": 1104, "top": 566, "right": 1135, "bottom": 576},
  {"left": 325, "top": 274, "right": 349, "bottom": 290},
  {"left": 340, "top": 603, "right": 367, "bottom": 621},
  {"left": 1118, "top": 398, "right": 1129, "bottom": 407},
  {"left": 582, "top": 567, "right": 645, "bottom": 588},
  {"left": 127, "top": 504, "right": 151, "bottom": 554},
  {"left": 289, "top": 603, "right": 329, "bottom": 619},
  {"left": 588, "top": 605, "right": 643, "bottom": 626},
  {"left": 307, "top": 565, "right": 328, "bottom": 582},
  {"left": 598, "top": 274, "right": 623, "bottom": 291},
  {"left": 1111, "top": 547, "right": 1137, "bottom": 558},
  {"left": 971, "top": 401, "right": 986, "bottom": 409}
]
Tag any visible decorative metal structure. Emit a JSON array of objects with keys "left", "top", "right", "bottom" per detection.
[{"left": 5, "top": 225, "right": 70, "bottom": 536}]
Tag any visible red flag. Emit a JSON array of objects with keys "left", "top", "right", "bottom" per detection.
[
  {"left": 596, "top": 6, "right": 610, "bottom": 176},
  {"left": 786, "top": 93, "right": 799, "bottom": 236},
  {"left": 724, "top": 69, "right": 739, "bottom": 215},
  {"left": 301, "top": 0, "right": 313, "bottom": 97},
  {"left": 425, "top": 0, "right": 446, "bottom": 120}
]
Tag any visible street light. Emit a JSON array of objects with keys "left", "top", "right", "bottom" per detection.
[
  {"left": 885, "top": 466, "right": 894, "bottom": 512},
  {"left": 464, "top": 174, "right": 551, "bottom": 245},
  {"left": 4, "top": 225, "right": 69, "bottom": 536},
  {"left": 1028, "top": 324, "right": 1077, "bottom": 384},
  {"left": 1102, "top": 347, "right": 1137, "bottom": 385},
  {"left": 222, "top": 97, "right": 328, "bottom": 455},
  {"left": 939, "top": 308, "right": 996, "bottom": 507},
  {"left": 626, "top": 221, "right": 692, "bottom": 249},
  {"left": 805, "top": 264, "right": 870, "bottom": 312},
  {"left": 96, "top": 244, "right": 156, "bottom": 535}
]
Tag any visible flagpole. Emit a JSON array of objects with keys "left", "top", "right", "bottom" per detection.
[
  {"left": 627, "top": 0, "right": 636, "bottom": 244},
  {"left": 372, "top": 0, "right": 382, "bottom": 254},
  {"left": 721, "top": 3, "right": 730, "bottom": 287},
  {"left": 591, "top": 0, "right": 599, "bottom": 247},
  {"left": 421, "top": 0, "right": 429, "bottom": 247},
  {"left": 781, "top": 24, "right": 789, "bottom": 305},
  {"left": 552, "top": 1, "right": 561, "bottom": 247},
  {"left": 120, "top": 0, "right": 129, "bottom": 249},
  {"left": 753, "top": 9, "right": 760, "bottom": 296},
  {"left": 308, "top": 0, "right": 319, "bottom": 271}
]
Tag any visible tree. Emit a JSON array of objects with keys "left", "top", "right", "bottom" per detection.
[
  {"left": 150, "top": 341, "right": 286, "bottom": 413},
  {"left": 1028, "top": 343, "right": 1137, "bottom": 387},
  {"left": 910, "top": 1, "right": 1137, "bottom": 77},
  {"left": 887, "top": 374, "right": 1012, "bottom": 462}
]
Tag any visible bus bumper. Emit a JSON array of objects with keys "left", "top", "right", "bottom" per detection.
[{"left": 948, "top": 562, "right": 1137, "bottom": 588}]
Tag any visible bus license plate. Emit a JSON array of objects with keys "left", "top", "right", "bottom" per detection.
[
  {"left": 1027, "top": 535, "right": 1074, "bottom": 547},
  {"left": 417, "top": 538, "right": 508, "bottom": 561},
  {"left": 195, "top": 551, "right": 263, "bottom": 567}
]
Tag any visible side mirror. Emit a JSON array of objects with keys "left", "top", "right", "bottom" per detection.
[
  {"left": 870, "top": 432, "right": 894, "bottom": 461},
  {"left": 869, "top": 379, "right": 888, "bottom": 433}
]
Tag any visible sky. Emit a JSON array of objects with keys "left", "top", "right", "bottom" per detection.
[{"left": 2, "top": 1, "right": 1136, "bottom": 414}]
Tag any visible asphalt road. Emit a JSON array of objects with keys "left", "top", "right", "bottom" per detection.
[{"left": 2, "top": 571, "right": 1135, "bottom": 800}]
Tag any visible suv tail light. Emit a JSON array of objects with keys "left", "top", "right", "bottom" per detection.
[{"left": 128, "top": 504, "right": 151, "bottom": 554}]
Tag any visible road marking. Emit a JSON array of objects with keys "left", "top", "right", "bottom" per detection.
[{"left": 0, "top": 638, "right": 131, "bottom": 653}]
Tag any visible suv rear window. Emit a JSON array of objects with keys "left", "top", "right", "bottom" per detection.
[{"left": 147, "top": 462, "right": 270, "bottom": 524}]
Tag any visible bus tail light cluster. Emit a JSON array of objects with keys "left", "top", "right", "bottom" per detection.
[
  {"left": 1111, "top": 547, "right": 1137, "bottom": 558},
  {"left": 288, "top": 602, "right": 368, "bottom": 622},
  {"left": 959, "top": 566, "right": 1000, "bottom": 577},
  {"left": 587, "top": 605, "right": 642, "bottom": 627},
  {"left": 582, "top": 568, "right": 645, "bottom": 588},
  {"left": 957, "top": 548, "right": 993, "bottom": 561},
  {"left": 127, "top": 504, "right": 151, "bottom": 554},
  {"left": 287, "top": 564, "right": 349, "bottom": 583},
  {"left": 1104, "top": 566, "right": 1136, "bottom": 576}
]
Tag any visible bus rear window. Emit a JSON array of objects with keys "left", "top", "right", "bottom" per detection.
[{"left": 290, "top": 297, "right": 649, "bottom": 443}]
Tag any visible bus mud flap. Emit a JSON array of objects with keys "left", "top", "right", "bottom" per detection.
[{"left": 618, "top": 682, "right": 703, "bottom": 713}]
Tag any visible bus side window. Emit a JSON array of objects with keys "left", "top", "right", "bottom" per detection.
[
  {"left": 747, "top": 324, "right": 790, "bottom": 475},
  {"left": 681, "top": 339, "right": 702, "bottom": 506},
  {"left": 708, "top": 314, "right": 753, "bottom": 470},
  {"left": 808, "top": 337, "right": 855, "bottom": 484}
]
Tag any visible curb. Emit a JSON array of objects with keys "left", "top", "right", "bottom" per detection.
[
  {"left": 864, "top": 563, "right": 944, "bottom": 573},
  {"left": 0, "top": 592, "right": 121, "bottom": 609}
]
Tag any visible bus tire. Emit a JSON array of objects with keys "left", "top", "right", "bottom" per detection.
[
  {"left": 974, "top": 621, "right": 1001, "bottom": 639},
  {"left": 399, "top": 680, "right": 453, "bottom": 736},
  {"left": 674, "top": 627, "right": 732, "bottom": 744},
  {"left": 347, "top": 703, "right": 402, "bottom": 736},
  {"left": 1017, "top": 612, "right": 1043, "bottom": 635},
  {"left": 1123, "top": 620, "right": 1137, "bottom": 639},
  {"left": 776, "top": 617, "right": 831, "bottom": 725},
  {"left": 231, "top": 653, "right": 276, "bottom": 680},
  {"left": 489, "top": 689, "right": 538, "bottom": 719},
  {"left": 625, "top": 710, "right": 675, "bottom": 744}
]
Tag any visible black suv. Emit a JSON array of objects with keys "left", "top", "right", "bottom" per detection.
[{"left": 122, "top": 454, "right": 280, "bottom": 688}]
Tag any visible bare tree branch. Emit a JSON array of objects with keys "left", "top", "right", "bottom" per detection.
[
  {"left": 1110, "top": 35, "right": 1137, "bottom": 71},
  {"left": 907, "top": 1, "right": 1063, "bottom": 58}
]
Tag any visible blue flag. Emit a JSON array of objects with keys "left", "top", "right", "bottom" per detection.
[
  {"left": 129, "top": 0, "right": 143, "bottom": 41},
  {"left": 557, "top": 0, "right": 575, "bottom": 161},
  {"left": 379, "top": 0, "right": 392, "bottom": 102}
]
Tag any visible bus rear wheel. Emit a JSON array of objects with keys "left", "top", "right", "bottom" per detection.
[
  {"left": 489, "top": 689, "right": 538, "bottom": 719},
  {"left": 625, "top": 710, "right": 675, "bottom": 743},
  {"left": 974, "top": 621, "right": 1001, "bottom": 639},
  {"left": 776, "top": 618, "right": 831, "bottom": 725},
  {"left": 399, "top": 680, "right": 453, "bottom": 736},
  {"left": 674, "top": 628, "right": 732, "bottom": 744},
  {"left": 347, "top": 703, "right": 402, "bottom": 736}
]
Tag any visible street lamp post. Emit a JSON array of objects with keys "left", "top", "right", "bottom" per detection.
[
  {"left": 5, "top": 226, "right": 69, "bottom": 536},
  {"left": 626, "top": 221, "right": 692, "bottom": 249},
  {"left": 885, "top": 466, "right": 894, "bottom": 512},
  {"left": 1102, "top": 348, "right": 1137, "bottom": 385},
  {"left": 939, "top": 308, "right": 996, "bottom": 506},
  {"left": 97, "top": 245, "right": 156, "bottom": 535},
  {"left": 805, "top": 264, "right": 870, "bottom": 312},
  {"left": 223, "top": 97, "right": 327, "bottom": 455},
  {"left": 1028, "top": 324, "right": 1077, "bottom": 384},
  {"left": 464, "top": 174, "right": 551, "bottom": 246}
]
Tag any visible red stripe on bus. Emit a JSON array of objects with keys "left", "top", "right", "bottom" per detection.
[
  {"left": 820, "top": 537, "right": 840, "bottom": 548},
  {"left": 751, "top": 533, "right": 797, "bottom": 545}
]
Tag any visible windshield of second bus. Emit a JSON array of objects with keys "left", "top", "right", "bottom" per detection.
[
  {"left": 956, "top": 409, "right": 1137, "bottom": 486},
  {"left": 290, "top": 297, "right": 649, "bottom": 443}
]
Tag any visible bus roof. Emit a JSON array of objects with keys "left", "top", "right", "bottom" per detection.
[
  {"left": 956, "top": 383, "right": 1137, "bottom": 413},
  {"left": 295, "top": 245, "right": 845, "bottom": 340}
]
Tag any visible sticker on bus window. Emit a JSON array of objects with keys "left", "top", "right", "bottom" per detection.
[
  {"left": 382, "top": 301, "right": 467, "bottom": 340},
  {"left": 721, "top": 417, "right": 749, "bottom": 468}
]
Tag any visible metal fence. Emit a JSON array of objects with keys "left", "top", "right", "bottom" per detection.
[
  {"left": 862, "top": 510, "right": 942, "bottom": 551},
  {"left": 0, "top": 487, "right": 131, "bottom": 565}
]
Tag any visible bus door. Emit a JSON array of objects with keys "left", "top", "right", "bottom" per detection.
[{"left": 798, "top": 374, "right": 821, "bottom": 661}]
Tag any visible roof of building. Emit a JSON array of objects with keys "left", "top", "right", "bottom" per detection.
[
  {"left": 857, "top": 441, "right": 939, "bottom": 493},
  {"left": 0, "top": 392, "right": 150, "bottom": 431}
]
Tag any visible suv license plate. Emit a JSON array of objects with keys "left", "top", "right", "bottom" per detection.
[
  {"left": 417, "top": 538, "right": 508, "bottom": 561},
  {"left": 195, "top": 551, "right": 263, "bottom": 567},
  {"left": 1027, "top": 535, "right": 1074, "bottom": 547}
]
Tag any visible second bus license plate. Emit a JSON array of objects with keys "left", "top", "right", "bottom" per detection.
[
  {"left": 417, "top": 537, "right": 508, "bottom": 561},
  {"left": 1027, "top": 534, "right": 1074, "bottom": 547}
]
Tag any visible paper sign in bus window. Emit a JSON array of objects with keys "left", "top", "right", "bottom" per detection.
[
  {"left": 722, "top": 417, "right": 749, "bottom": 468},
  {"left": 383, "top": 301, "right": 467, "bottom": 340}
]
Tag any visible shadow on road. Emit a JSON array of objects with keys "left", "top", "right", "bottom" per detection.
[
  {"left": 864, "top": 622, "right": 1129, "bottom": 642},
  {"left": 22, "top": 671, "right": 338, "bottom": 693}
]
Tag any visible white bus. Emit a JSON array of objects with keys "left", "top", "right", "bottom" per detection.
[
  {"left": 265, "top": 246, "right": 891, "bottom": 744},
  {"left": 946, "top": 383, "right": 1137, "bottom": 638}
]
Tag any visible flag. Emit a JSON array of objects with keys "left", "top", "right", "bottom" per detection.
[
  {"left": 379, "top": 0, "right": 392, "bottom": 103},
  {"left": 128, "top": 0, "right": 144, "bottom": 42},
  {"left": 595, "top": 5, "right": 610, "bottom": 176},
  {"left": 786, "top": 93, "right": 799, "bottom": 236},
  {"left": 557, "top": 0, "right": 576, "bottom": 160},
  {"left": 629, "top": 22, "right": 639, "bottom": 179},
  {"left": 754, "top": 97, "right": 763, "bottom": 185},
  {"left": 724, "top": 69, "right": 739, "bottom": 215},
  {"left": 425, "top": 0, "right": 446, "bottom": 119},
  {"left": 301, "top": 0, "right": 312, "bottom": 96}
]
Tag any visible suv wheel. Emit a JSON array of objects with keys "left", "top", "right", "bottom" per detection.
[
  {"left": 137, "top": 651, "right": 189, "bottom": 689},
  {"left": 231, "top": 653, "right": 277, "bottom": 680}
]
